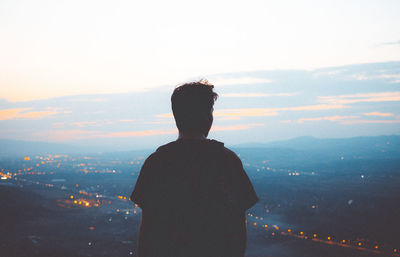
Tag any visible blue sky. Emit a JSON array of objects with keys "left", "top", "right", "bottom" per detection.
[{"left": 1, "top": 62, "right": 399, "bottom": 150}]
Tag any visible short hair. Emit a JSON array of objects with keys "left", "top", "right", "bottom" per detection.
[{"left": 171, "top": 79, "right": 218, "bottom": 132}]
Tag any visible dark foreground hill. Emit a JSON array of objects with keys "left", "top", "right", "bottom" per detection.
[{"left": 0, "top": 184, "right": 139, "bottom": 257}]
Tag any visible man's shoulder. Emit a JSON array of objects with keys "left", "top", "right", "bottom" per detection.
[
  {"left": 155, "top": 141, "right": 178, "bottom": 152},
  {"left": 220, "top": 145, "right": 242, "bottom": 165},
  {"left": 155, "top": 139, "right": 225, "bottom": 151},
  {"left": 145, "top": 139, "right": 240, "bottom": 164},
  {"left": 142, "top": 141, "right": 177, "bottom": 159},
  {"left": 219, "top": 143, "right": 236, "bottom": 155},
  {"left": 204, "top": 139, "right": 240, "bottom": 160}
]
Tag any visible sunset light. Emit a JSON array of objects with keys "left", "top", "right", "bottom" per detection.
[{"left": 0, "top": 1, "right": 399, "bottom": 257}]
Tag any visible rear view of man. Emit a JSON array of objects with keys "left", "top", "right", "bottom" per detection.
[{"left": 131, "top": 80, "right": 258, "bottom": 257}]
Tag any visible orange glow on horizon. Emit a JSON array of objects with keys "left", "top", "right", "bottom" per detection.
[
  {"left": 319, "top": 91, "right": 400, "bottom": 105},
  {"left": 0, "top": 107, "right": 59, "bottom": 121},
  {"left": 364, "top": 112, "right": 394, "bottom": 117},
  {"left": 297, "top": 115, "right": 359, "bottom": 123}
]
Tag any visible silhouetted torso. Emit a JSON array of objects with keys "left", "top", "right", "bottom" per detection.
[{"left": 131, "top": 138, "right": 258, "bottom": 257}]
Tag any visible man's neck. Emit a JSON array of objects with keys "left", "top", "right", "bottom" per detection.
[{"left": 178, "top": 131, "right": 207, "bottom": 140}]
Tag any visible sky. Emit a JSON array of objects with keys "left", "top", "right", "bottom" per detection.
[
  {"left": 1, "top": 62, "right": 399, "bottom": 150},
  {"left": 1, "top": 0, "right": 400, "bottom": 101},
  {"left": 0, "top": 0, "right": 399, "bottom": 150}
]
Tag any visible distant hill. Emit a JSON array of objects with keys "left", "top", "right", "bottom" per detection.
[
  {"left": 231, "top": 135, "right": 400, "bottom": 164},
  {"left": 234, "top": 135, "right": 399, "bottom": 149},
  {"left": 0, "top": 139, "right": 81, "bottom": 157}
]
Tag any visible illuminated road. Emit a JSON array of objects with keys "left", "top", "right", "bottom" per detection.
[{"left": 247, "top": 213, "right": 399, "bottom": 256}]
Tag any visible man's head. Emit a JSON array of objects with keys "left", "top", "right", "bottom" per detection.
[{"left": 171, "top": 80, "right": 218, "bottom": 137}]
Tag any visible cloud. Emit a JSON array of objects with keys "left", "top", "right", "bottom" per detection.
[
  {"left": 143, "top": 120, "right": 175, "bottom": 125},
  {"left": 41, "top": 123, "right": 265, "bottom": 141},
  {"left": 37, "top": 129, "right": 177, "bottom": 141},
  {"left": 210, "top": 77, "right": 273, "bottom": 86},
  {"left": 363, "top": 112, "right": 394, "bottom": 117},
  {"left": 72, "top": 121, "right": 99, "bottom": 127},
  {"left": 294, "top": 114, "right": 400, "bottom": 125},
  {"left": 352, "top": 74, "right": 370, "bottom": 81},
  {"left": 215, "top": 104, "right": 347, "bottom": 117},
  {"left": 156, "top": 113, "right": 174, "bottom": 118},
  {"left": 221, "top": 93, "right": 297, "bottom": 97},
  {"left": 104, "top": 123, "right": 265, "bottom": 138},
  {"left": 20, "top": 110, "right": 59, "bottom": 119},
  {"left": 340, "top": 119, "right": 400, "bottom": 125},
  {"left": 376, "top": 40, "right": 400, "bottom": 46},
  {"left": 211, "top": 123, "right": 264, "bottom": 132},
  {"left": 378, "top": 74, "right": 400, "bottom": 80},
  {"left": 156, "top": 104, "right": 347, "bottom": 119},
  {"left": 377, "top": 74, "right": 400, "bottom": 83},
  {"left": 217, "top": 116, "right": 241, "bottom": 121},
  {"left": 280, "top": 104, "right": 347, "bottom": 112},
  {"left": 67, "top": 97, "right": 108, "bottom": 103},
  {"left": 319, "top": 71, "right": 400, "bottom": 83},
  {"left": 214, "top": 110, "right": 280, "bottom": 117},
  {"left": 35, "top": 129, "right": 101, "bottom": 141},
  {"left": 53, "top": 119, "right": 139, "bottom": 129},
  {"left": 0, "top": 107, "right": 59, "bottom": 120},
  {"left": 319, "top": 92, "right": 400, "bottom": 105},
  {"left": 296, "top": 115, "right": 359, "bottom": 123},
  {"left": 312, "top": 69, "right": 347, "bottom": 77},
  {"left": 0, "top": 108, "right": 29, "bottom": 120},
  {"left": 346, "top": 73, "right": 400, "bottom": 83},
  {"left": 102, "top": 129, "right": 177, "bottom": 138},
  {"left": 52, "top": 122, "right": 67, "bottom": 128}
]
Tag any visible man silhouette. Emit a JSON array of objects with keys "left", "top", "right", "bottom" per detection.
[{"left": 131, "top": 80, "right": 258, "bottom": 257}]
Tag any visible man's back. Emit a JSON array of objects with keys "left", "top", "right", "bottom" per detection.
[{"left": 131, "top": 138, "right": 258, "bottom": 257}]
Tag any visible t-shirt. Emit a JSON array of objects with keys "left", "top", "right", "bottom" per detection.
[{"left": 131, "top": 138, "right": 258, "bottom": 257}]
